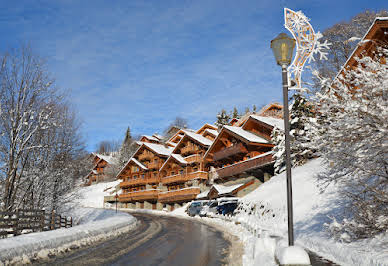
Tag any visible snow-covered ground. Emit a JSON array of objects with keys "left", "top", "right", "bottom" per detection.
[
  {"left": 144, "top": 158, "right": 388, "bottom": 266},
  {"left": 0, "top": 181, "right": 136, "bottom": 265}
]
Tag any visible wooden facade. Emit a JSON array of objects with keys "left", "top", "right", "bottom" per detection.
[
  {"left": 158, "top": 131, "right": 213, "bottom": 204},
  {"left": 117, "top": 143, "right": 173, "bottom": 204},
  {"left": 85, "top": 154, "right": 116, "bottom": 185}
]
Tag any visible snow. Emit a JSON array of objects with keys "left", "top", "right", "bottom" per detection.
[
  {"left": 141, "top": 135, "right": 160, "bottom": 142},
  {"left": 171, "top": 154, "right": 187, "bottom": 164},
  {"left": 131, "top": 158, "right": 147, "bottom": 170},
  {"left": 196, "top": 189, "right": 210, "bottom": 199},
  {"left": 143, "top": 142, "right": 174, "bottom": 156},
  {"left": 249, "top": 115, "right": 284, "bottom": 131},
  {"left": 0, "top": 181, "right": 137, "bottom": 264},
  {"left": 224, "top": 125, "right": 269, "bottom": 143},
  {"left": 276, "top": 245, "right": 310, "bottom": 265},
  {"left": 212, "top": 183, "right": 244, "bottom": 195},
  {"left": 182, "top": 130, "right": 213, "bottom": 146},
  {"left": 204, "top": 128, "right": 219, "bottom": 137},
  {"left": 95, "top": 154, "right": 117, "bottom": 165},
  {"left": 73, "top": 180, "right": 120, "bottom": 208}
]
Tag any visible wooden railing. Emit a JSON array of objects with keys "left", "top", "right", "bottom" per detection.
[
  {"left": 184, "top": 154, "right": 202, "bottom": 164},
  {"left": 118, "top": 190, "right": 159, "bottom": 202},
  {"left": 158, "top": 188, "right": 201, "bottom": 203},
  {"left": 213, "top": 142, "right": 248, "bottom": 161},
  {"left": 0, "top": 209, "right": 72, "bottom": 238},
  {"left": 215, "top": 153, "right": 273, "bottom": 179},
  {"left": 120, "top": 177, "right": 159, "bottom": 188},
  {"left": 147, "top": 162, "right": 160, "bottom": 169},
  {"left": 161, "top": 171, "right": 208, "bottom": 184},
  {"left": 181, "top": 146, "right": 200, "bottom": 155}
]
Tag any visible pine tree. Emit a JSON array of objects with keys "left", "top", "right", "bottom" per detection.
[
  {"left": 252, "top": 105, "right": 257, "bottom": 112},
  {"left": 215, "top": 109, "right": 230, "bottom": 127},
  {"left": 244, "top": 107, "right": 250, "bottom": 114},
  {"left": 271, "top": 93, "right": 315, "bottom": 173},
  {"left": 232, "top": 107, "right": 239, "bottom": 119}
]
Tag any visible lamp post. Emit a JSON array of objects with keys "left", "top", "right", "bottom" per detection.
[{"left": 270, "top": 32, "right": 296, "bottom": 246}]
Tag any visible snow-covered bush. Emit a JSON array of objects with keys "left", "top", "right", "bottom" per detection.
[{"left": 313, "top": 46, "right": 388, "bottom": 239}]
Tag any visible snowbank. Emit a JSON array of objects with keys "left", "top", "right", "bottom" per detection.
[
  {"left": 73, "top": 180, "right": 120, "bottom": 208},
  {"left": 0, "top": 208, "right": 137, "bottom": 264}
]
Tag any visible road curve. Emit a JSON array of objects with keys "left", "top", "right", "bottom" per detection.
[{"left": 35, "top": 212, "right": 231, "bottom": 266}]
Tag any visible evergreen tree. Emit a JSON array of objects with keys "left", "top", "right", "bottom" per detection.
[
  {"left": 244, "top": 107, "right": 250, "bottom": 114},
  {"left": 215, "top": 109, "right": 230, "bottom": 127},
  {"left": 271, "top": 93, "right": 315, "bottom": 173},
  {"left": 252, "top": 105, "right": 257, "bottom": 112},
  {"left": 118, "top": 126, "right": 136, "bottom": 168},
  {"left": 232, "top": 107, "right": 239, "bottom": 119}
]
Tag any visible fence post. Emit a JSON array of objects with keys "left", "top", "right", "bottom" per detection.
[
  {"left": 40, "top": 209, "right": 45, "bottom": 232},
  {"left": 14, "top": 209, "right": 20, "bottom": 236},
  {"left": 51, "top": 210, "right": 55, "bottom": 230},
  {"left": 70, "top": 216, "right": 72, "bottom": 227},
  {"left": 58, "top": 214, "right": 61, "bottom": 228}
]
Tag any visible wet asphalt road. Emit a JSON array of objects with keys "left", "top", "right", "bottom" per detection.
[{"left": 35, "top": 213, "right": 230, "bottom": 266}]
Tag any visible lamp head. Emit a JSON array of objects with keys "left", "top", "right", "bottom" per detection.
[{"left": 270, "top": 33, "right": 296, "bottom": 67}]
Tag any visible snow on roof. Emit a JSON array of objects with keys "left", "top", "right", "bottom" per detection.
[
  {"left": 196, "top": 190, "right": 210, "bottom": 199},
  {"left": 152, "top": 134, "right": 164, "bottom": 140},
  {"left": 204, "top": 129, "right": 219, "bottom": 137},
  {"left": 141, "top": 135, "right": 160, "bottom": 142},
  {"left": 131, "top": 158, "right": 148, "bottom": 170},
  {"left": 182, "top": 130, "right": 213, "bottom": 146},
  {"left": 166, "top": 141, "right": 177, "bottom": 147},
  {"left": 212, "top": 183, "right": 245, "bottom": 195},
  {"left": 224, "top": 125, "right": 269, "bottom": 144},
  {"left": 92, "top": 170, "right": 98, "bottom": 174},
  {"left": 171, "top": 154, "right": 187, "bottom": 165},
  {"left": 249, "top": 115, "right": 284, "bottom": 130},
  {"left": 143, "top": 142, "right": 174, "bottom": 156},
  {"left": 95, "top": 154, "right": 117, "bottom": 165}
]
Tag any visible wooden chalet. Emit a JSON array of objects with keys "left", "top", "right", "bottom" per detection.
[
  {"left": 204, "top": 115, "right": 283, "bottom": 186},
  {"left": 139, "top": 135, "right": 161, "bottom": 144},
  {"left": 117, "top": 142, "right": 173, "bottom": 209},
  {"left": 338, "top": 17, "right": 387, "bottom": 76},
  {"left": 158, "top": 130, "right": 213, "bottom": 208},
  {"left": 85, "top": 154, "right": 116, "bottom": 185},
  {"left": 257, "top": 103, "right": 283, "bottom": 119}
]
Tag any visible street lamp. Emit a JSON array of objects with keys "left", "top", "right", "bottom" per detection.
[{"left": 271, "top": 32, "right": 296, "bottom": 246}]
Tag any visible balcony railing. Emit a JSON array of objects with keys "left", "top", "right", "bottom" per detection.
[
  {"left": 184, "top": 154, "right": 202, "bottom": 164},
  {"left": 158, "top": 187, "right": 201, "bottom": 203},
  {"left": 161, "top": 171, "right": 208, "bottom": 185},
  {"left": 213, "top": 142, "right": 248, "bottom": 161},
  {"left": 120, "top": 177, "right": 159, "bottom": 188},
  {"left": 215, "top": 152, "right": 273, "bottom": 179},
  {"left": 147, "top": 162, "right": 160, "bottom": 169},
  {"left": 118, "top": 190, "right": 159, "bottom": 202},
  {"left": 181, "top": 146, "right": 200, "bottom": 155}
]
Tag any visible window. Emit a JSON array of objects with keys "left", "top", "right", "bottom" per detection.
[
  {"left": 133, "top": 175, "right": 138, "bottom": 179},
  {"left": 153, "top": 172, "right": 157, "bottom": 177},
  {"left": 180, "top": 170, "right": 184, "bottom": 175},
  {"left": 141, "top": 174, "right": 145, "bottom": 179},
  {"left": 171, "top": 171, "right": 175, "bottom": 175},
  {"left": 154, "top": 158, "right": 158, "bottom": 163}
]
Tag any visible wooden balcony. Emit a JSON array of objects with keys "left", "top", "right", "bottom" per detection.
[
  {"left": 147, "top": 162, "right": 160, "bottom": 169},
  {"left": 181, "top": 146, "right": 199, "bottom": 155},
  {"left": 158, "top": 187, "right": 201, "bottom": 203},
  {"left": 119, "top": 190, "right": 159, "bottom": 202},
  {"left": 184, "top": 154, "right": 202, "bottom": 164},
  {"left": 213, "top": 143, "right": 248, "bottom": 161},
  {"left": 120, "top": 177, "right": 159, "bottom": 188},
  {"left": 161, "top": 171, "right": 208, "bottom": 185},
  {"left": 215, "top": 153, "right": 274, "bottom": 179}
]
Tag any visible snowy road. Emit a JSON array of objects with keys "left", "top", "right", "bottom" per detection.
[{"left": 35, "top": 212, "right": 231, "bottom": 266}]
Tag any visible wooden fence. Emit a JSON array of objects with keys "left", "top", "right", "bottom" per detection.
[{"left": 0, "top": 209, "right": 72, "bottom": 238}]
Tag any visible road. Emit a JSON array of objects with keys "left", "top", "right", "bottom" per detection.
[{"left": 35, "top": 213, "right": 231, "bottom": 266}]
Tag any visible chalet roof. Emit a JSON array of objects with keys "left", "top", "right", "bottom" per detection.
[
  {"left": 95, "top": 154, "right": 117, "bottom": 165},
  {"left": 152, "top": 134, "right": 164, "bottom": 140},
  {"left": 204, "top": 129, "right": 219, "bottom": 137},
  {"left": 196, "top": 189, "right": 210, "bottom": 199},
  {"left": 141, "top": 135, "right": 160, "bottom": 142},
  {"left": 247, "top": 115, "right": 284, "bottom": 130},
  {"left": 160, "top": 153, "right": 188, "bottom": 171},
  {"left": 182, "top": 130, "right": 213, "bottom": 146},
  {"left": 212, "top": 183, "right": 245, "bottom": 195},
  {"left": 131, "top": 158, "right": 148, "bottom": 170},
  {"left": 142, "top": 142, "right": 174, "bottom": 156},
  {"left": 224, "top": 126, "right": 269, "bottom": 144},
  {"left": 335, "top": 17, "right": 388, "bottom": 81},
  {"left": 196, "top": 123, "right": 218, "bottom": 134}
]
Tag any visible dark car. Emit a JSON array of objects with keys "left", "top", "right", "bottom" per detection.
[
  {"left": 187, "top": 201, "right": 204, "bottom": 217},
  {"left": 217, "top": 201, "right": 238, "bottom": 215}
]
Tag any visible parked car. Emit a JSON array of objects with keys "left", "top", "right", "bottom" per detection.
[
  {"left": 199, "top": 200, "right": 218, "bottom": 217},
  {"left": 187, "top": 201, "right": 205, "bottom": 217},
  {"left": 216, "top": 199, "right": 239, "bottom": 215}
]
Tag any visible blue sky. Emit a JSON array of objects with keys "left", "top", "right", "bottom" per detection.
[{"left": 0, "top": 0, "right": 386, "bottom": 151}]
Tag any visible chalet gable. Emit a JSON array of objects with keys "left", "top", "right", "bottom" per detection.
[{"left": 196, "top": 123, "right": 218, "bottom": 135}]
